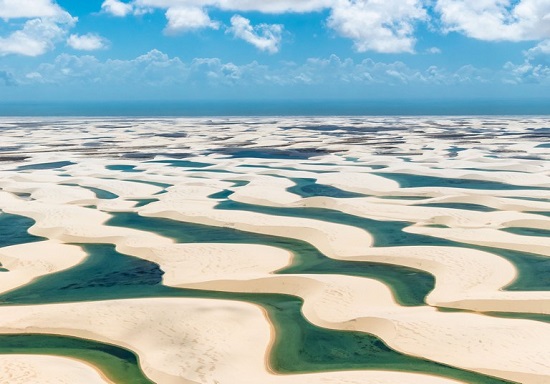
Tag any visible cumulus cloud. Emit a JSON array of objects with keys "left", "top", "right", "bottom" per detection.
[
  {"left": 0, "top": 1, "right": 105, "bottom": 56},
  {"left": 284, "top": 54, "right": 484, "bottom": 85},
  {"left": 0, "top": 0, "right": 65, "bottom": 19},
  {"left": 327, "top": 0, "right": 426, "bottom": 53},
  {"left": 101, "top": 0, "right": 133, "bottom": 17},
  {"left": 98, "top": 0, "right": 550, "bottom": 51},
  {"left": 502, "top": 39, "right": 550, "bottom": 84},
  {"left": 526, "top": 40, "right": 550, "bottom": 59},
  {"left": 133, "top": 0, "right": 330, "bottom": 14},
  {"left": 13, "top": 49, "right": 512, "bottom": 88},
  {"left": 0, "top": 14, "right": 76, "bottom": 56},
  {"left": 102, "top": 0, "right": 427, "bottom": 53},
  {"left": 502, "top": 61, "right": 550, "bottom": 84},
  {"left": 32, "top": 49, "right": 188, "bottom": 86},
  {"left": 164, "top": 6, "right": 219, "bottom": 33},
  {"left": 67, "top": 33, "right": 109, "bottom": 51},
  {"left": 228, "top": 15, "right": 283, "bottom": 53},
  {"left": 436, "top": 0, "right": 550, "bottom": 41}
]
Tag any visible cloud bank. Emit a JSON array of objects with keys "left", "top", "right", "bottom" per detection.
[
  {"left": 101, "top": 0, "right": 550, "bottom": 53},
  {"left": 1, "top": 1, "right": 549, "bottom": 56},
  {"left": 13, "top": 49, "right": 548, "bottom": 89}
]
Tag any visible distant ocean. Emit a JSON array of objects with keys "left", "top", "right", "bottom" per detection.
[{"left": 0, "top": 100, "right": 548, "bottom": 117}]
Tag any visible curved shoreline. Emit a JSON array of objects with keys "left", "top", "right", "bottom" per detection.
[{"left": 0, "top": 116, "right": 548, "bottom": 383}]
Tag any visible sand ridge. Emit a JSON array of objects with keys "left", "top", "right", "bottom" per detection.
[{"left": 0, "top": 116, "right": 548, "bottom": 383}]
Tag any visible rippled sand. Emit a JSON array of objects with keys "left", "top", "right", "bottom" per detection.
[{"left": 0, "top": 116, "right": 549, "bottom": 384}]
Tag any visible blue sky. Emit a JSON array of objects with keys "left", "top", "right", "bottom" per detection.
[{"left": 0, "top": 0, "right": 548, "bottom": 102}]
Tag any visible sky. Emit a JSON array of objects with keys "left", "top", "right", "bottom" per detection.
[{"left": 0, "top": 0, "right": 549, "bottom": 104}]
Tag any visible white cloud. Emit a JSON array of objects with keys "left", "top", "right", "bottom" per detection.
[
  {"left": 0, "top": 1, "right": 82, "bottom": 56},
  {"left": 107, "top": 0, "right": 427, "bottom": 53},
  {"left": 101, "top": 0, "right": 133, "bottom": 17},
  {"left": 327, "top": 0, "right": 426, "bottom": 53},
  {"left": 29, "top": 49, "right": 187, "bottom": 86},
  {"left": 228, "top": 15, "right": 283, "bottom": 53},
  {"left": 0, "top": 14, "right": 76, "bottom": 56},
  {"left": 15, "top": 49, "right": 508, "bottom": 87},
  {"left": 98, "top": 0, "right": 550, "bottom": 51},
  {"left": 164, "top": 6, "right": 219, "bottom": 33},
  {"left": 502, "top": 61, "right": 550, "bottom": 84},
  {"left": 526, "top": 40, "right": 550, "bottom": 59},
  {"left": 427, "top": 47, "right": 442, "bottom": 54},
  {"left": 133, "top": 0, "right": 330, "bottom": 14},
  {"left": 0, "top": 0, "right": 64, "bottom": 19},
  {"left": 502, "top": 39, "right": 550, "bottom": 84},
  {"left": 67, "top": 33, "right": 109, "bottom": 51},
  {"left": 436, "top": 0, "right": 550, "bottom": 41}
]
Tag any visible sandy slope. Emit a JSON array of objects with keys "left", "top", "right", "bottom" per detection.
[
  {"left": 0, "top": 241, "right": 88, "bottom": 295},
  {"left": 0, "top": 116, "right": 548, "bottom": 383},
  {"left": 0, "top": 298, "right": 465, "bottom": 384},
  {"left": 0, "top": 355, "right": 111, "bottom": 384}
]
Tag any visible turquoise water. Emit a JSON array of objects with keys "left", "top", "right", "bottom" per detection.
[
  {"left": 60, "top": 183, "right": 119, "bottom": 200},
  {"left": 0, "top": 334, "right": 154, "bottom": 384},
  {"left": 213, "top": 200, "right": 550, "bottom": 293},
  {"left": 511, "top": 197, "right": 550, "bottom": 202},
  {"left": 146, "top": 159, "right": 212, "bottom": 168},
  {"left": 16, "top": 161, "right": 75, "bottom": 171},
  {"left": 491, "top": 247, "right": 550, "bottom": 291},
  {"left": 0, "top": 244, "right": 514, "bottom": 384},
  {"left": 227, "top": 180, "right": 251, "bottom": 187},
  {"left": 85, "top": 187, "right": 119, "bottom": 200},
  {"left": 120, "top": 179, "right": 172, "bottom": 190},
  {"left": 0, "top": 196, "right": 536, "bottom": 383},
  {"left": 288, "top": 178, "right": 366, "bottom": 198},
  {"left": 208, "top": 190, "right": 235, "bottom": 199},
  {"left": 418, "top": 202, "right": 497, "bottom": 212},
  {"left": 129, "top": 198, "right": 160, "bottom": 208},
  {"left": 209, "top": 148, "right": 328, "bottom": 160},
  {"left": 378, "top": 195, "right": 427, "bottom": 200},
  {"left": 107, "top": 212, "right": 435, "bottom": 307},
  {"left": 500, "top": 227, "right": 550, "bottom": 238},
  {"left": 106, "top": 165, "right": 143, "bottom": 173},
  {"left": 0, "top": 213, "right": 44, "bottom": 247},
  {"left": 375, "top": 173, "right": 549, "bottom": 191},
  {"left": 215, "top": 200, "right": 452, "bottom": 248},
  {"left": 238, "top": 164, "right": 335, "bottom": 173}
]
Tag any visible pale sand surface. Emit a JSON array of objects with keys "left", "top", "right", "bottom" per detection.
[
  {"left": 182, "top": 275, "right": 550, "bottom": 382},
  {"left": 0, "top": 298, "right": 464, "bottom": 384},
  {"left": 0, "top": 355, "right": 111, "bottom": 384},
  {"left": 405, "top": 225, "right": 550, "bottom": 256},
  {"left": 0, "top": 117, "right": 548, "bottom": 383},
  {"left": 0, "top": 180, "right": 548, "bottom": 381},
  {"left": 118, "top": 242, "right": 293, "bottom": 285},
  {"left": 0, "top": 241, "right": 88, "bottom": 295}
]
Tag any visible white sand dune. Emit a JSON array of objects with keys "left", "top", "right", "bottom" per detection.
[
  {"left": 0, "top": 298, "right": 465, "bottom": 384},
  {"left": 406, "top": 225, "right": 550, "bottom": 257},
  {"left": 0, "top": 240, "right": 88, "bottom": 295},
  {"left": 299, "top": 196, "right": 550, "bottom": 230},
  {"left": 1, "top": 167, "right": 548, "bottom": 315},
  {"left": 183, "top": 275, "right": 550, "bottom": 383},
  {"left": 0, "top": 116, "right": 548, "bottom": 383},
  {"left": 117, "top": 242, "right": 293, "bottom": 285},
  {"left": 0, "top": 355, "right": 111, "bottom": 384}
]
